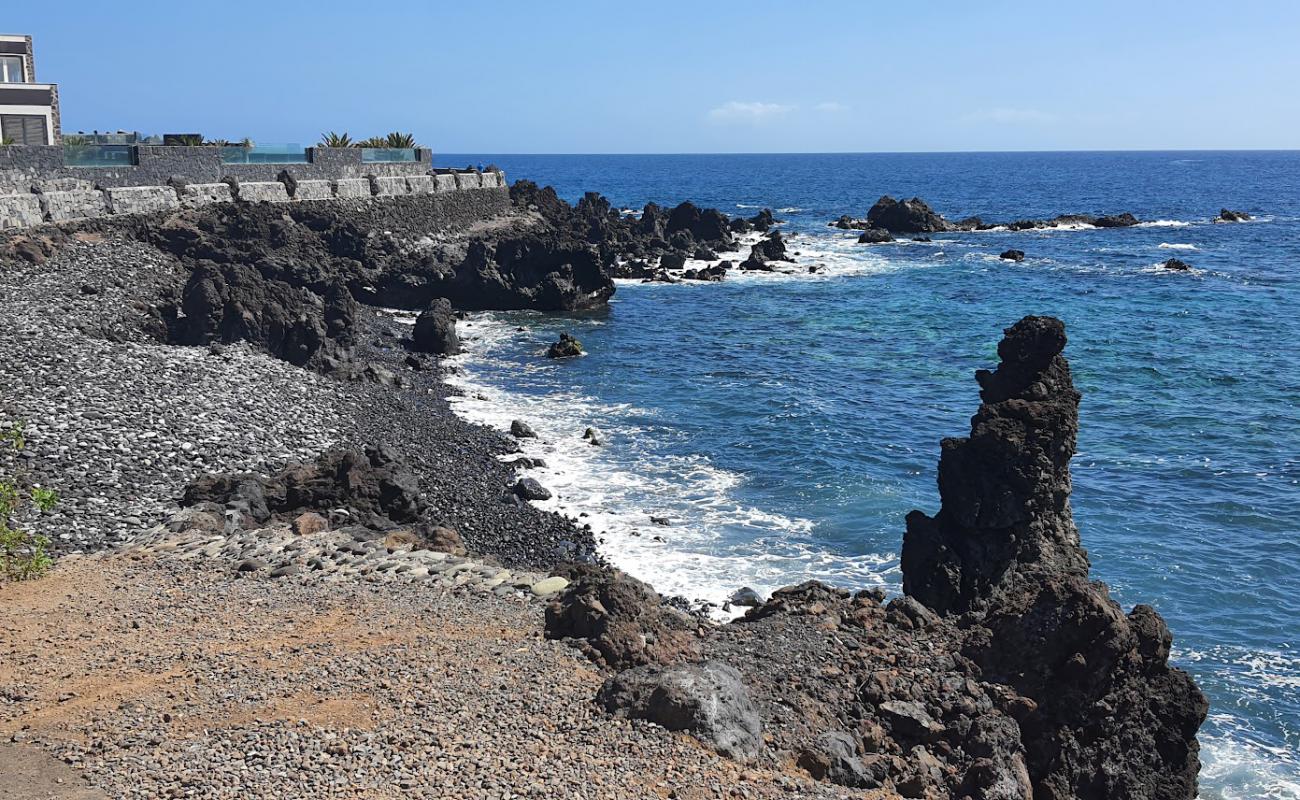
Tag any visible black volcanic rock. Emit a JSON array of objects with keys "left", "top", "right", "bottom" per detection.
[
  {"left": 748, "top": 208, "right": 777, "bottom": 232},
  {"left": 1093, "top": 212, "right": 1140, "bottom": 228},
  {"left": 901, "top": 316, "right": 1207, "bottom": 800},
  {"left": 1000, "top": 249, "right": 1026, "bottom": 262},
  {"left": 1162, "top": 258, "right": 1192, "bottom": 271},
  {"left": 902, "top": 316, "right": 1089, "bottom": 612},
  {"left": 546, "top": 332, "right": 584, "bottom": 359},
  {"left": 1218, "top": 208, "right": 1250, "bottom": 222},
  {"left": 857, "top": 228, "right": 895, "bottom": 244},
  {"left": 166, "top": 259, "right": 356, "bottom": 369},
  {"left": 183, "top": 445, "right": 424, "bottom": 528},
  {"left": 666, "top": 202, "right": 734, "bottom": 246},
  {"left": 740, "top": 231, "right": 793, "bottom": 270},
  {"left": 411, "top": 298, "right": 460, "bottom": 355},
  {"left": 866, "top": 196, "right": 953, "bottom": 233}
]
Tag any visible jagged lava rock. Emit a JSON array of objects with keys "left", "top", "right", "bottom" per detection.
[
  {"left": 866, "top": 196, "right": 953, "bottom": 233},
  {"left": 183, "top": 445, "right": 424, "bottom": 528},
  {"left": 545, "top": 564, "right": 700, "bottom": 669},
  {"left": 901, "top": 315, "right": 1207, "bottom": 800}
]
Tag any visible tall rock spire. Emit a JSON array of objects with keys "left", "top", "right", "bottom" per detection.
[
  {"left": 902, "top": 315, "right": 1090, "bottom": 614},
  {"left": 902, "top": 316, "right": 1207, "bottom": 800}
]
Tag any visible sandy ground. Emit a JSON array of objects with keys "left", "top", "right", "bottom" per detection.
[{"left": 0, "top": 552, "right": 882, "bottom": 800}]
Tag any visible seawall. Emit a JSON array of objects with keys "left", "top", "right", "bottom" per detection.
[{"left": 0, "top": 160, "right": 508, "bottom": 232}]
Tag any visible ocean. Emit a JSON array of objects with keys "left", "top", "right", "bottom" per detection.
[{"left": 434, "top": 151, "right": 1300, "bottom": 799}]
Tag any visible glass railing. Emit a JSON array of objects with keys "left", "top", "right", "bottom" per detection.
[
  {"left": 63, "top": 144, "right": 135, "bottom": 168},
  {"left": 220, "top": 144, "right": 309, "bottom": 165},
  {"left": 361, "top": 147, "right": 418, "bottom": 163}
]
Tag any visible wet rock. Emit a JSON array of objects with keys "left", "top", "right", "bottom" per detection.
[
  {"left": 866, "top": 196, "right": 952, "bottom": 233},
  {"left": 514, "top": 478, "right": 552, "bottom": 501},
  {"left": 1218, "top": 208, "right": 1250, "bottom": 222},
  {"left": 857, "top": 228, "right": 895, "bottom": 244},
  {"left": 583, "top": 427, "right": 604, "bottom": 446},
  {"left": 1000, "top": 249, "right": 1025, "bottom": 262},
  {"left": 1162, "top": 258, "right": 1192, "bottom": 271},
  {"left": 728, "top": 587, "right": 763, "bottom": 608},
  {"left": 546, "top": 332, "right": 584, "bottom": 359},
  {"left": 740, "top": 232, "right": 793, "bottom": 270},
  {"left": 1093, "top": 212, "right": 1140, "bottom": 228},
  {"left": 510, "top": 420, "right": 537, "bottom": 439},
  {"left": 597, "top": 661, "right": 763, "bottom": 762}
]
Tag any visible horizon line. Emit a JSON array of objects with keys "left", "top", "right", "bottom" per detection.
[{"left": 432, "top": 147, "right": 1299, "bottom": 157}]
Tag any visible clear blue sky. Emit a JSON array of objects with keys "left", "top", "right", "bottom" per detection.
[{"left": 11, "top": 1, "right": 1300, "bottom": 153}]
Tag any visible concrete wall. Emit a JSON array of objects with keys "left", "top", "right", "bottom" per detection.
[{"left": 0, "top": 161, "right": 508, "bottom": 231}]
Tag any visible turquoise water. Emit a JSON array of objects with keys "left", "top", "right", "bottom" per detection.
[{"left": 437, "top": 152, "right": 1300, "bottom": 798}]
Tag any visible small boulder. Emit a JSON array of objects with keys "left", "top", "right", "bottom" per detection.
[
  {"left": 411, "top": 298, "right": 460, "bottom": 355},
  {"left": 291, "top": 511, "right": 329, "bottom": 536},
  {"left": 597, "top": 661, "right": 763, "bottom": 762},
  {"left": 1000, "top": 249, "right": 1026, "bottom": 262},
  {"left": 728, "top": 587, "right": 763, "bottom": 608},
  {"left": 514, "top": 477, "right": 553, "bottom": 501},
  {"left": 425, "top": 525, "right": 466, "bottom": 556},
  {"left": 1161, "top": 258, "right": 1192, "bottom": 271},
  {"left": 878, "top": 700, "right": 942, "bottom": 741},
  {"left": 660, "top": 251, "right": 687, "bottom": 271},
  {"left": 583, "top": 427, "right": 604, "bottom": 446},
  {"left": 530, "top": 576, "right": 570, "bottom": 596},
  {"left": 1218, "top": 208, "right": 1250, "bottom": 222},
  {"left": 510, "top": 420, "right": 537, "bottom": 438},
  {"left": 857, "top": 228, "right": 895, "bottom": 244},
  {"left": 545, "top": 564, "right": 700, "bottom": 668},
  {"left": 547, "top": 333, "right": 584, "bottom": 358}
]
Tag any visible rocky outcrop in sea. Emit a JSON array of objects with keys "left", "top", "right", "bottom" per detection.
[
  {"left": 547, "top": 315, "right": 1206, "bottom": 799},
  {"left": 833, "top": 195, "right": 1148, "bottom": 240}
]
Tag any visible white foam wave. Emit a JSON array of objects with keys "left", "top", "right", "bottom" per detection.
[
  {"left": 1139, "top": 219, "right": 1194, "bottom": 228},
  {"left": 440, "top": 312, "right": 896, "bottom": 616},
  {"left": 1200, "top": 724, "right": 1300, "bottom": 800},
  {"left": 1160, "top": 243, "right": 1200, "bottom": 251}
]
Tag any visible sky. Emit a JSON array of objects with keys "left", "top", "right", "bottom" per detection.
[{"left": 10, "top": 1, "right": 1300, "bottom": 153}]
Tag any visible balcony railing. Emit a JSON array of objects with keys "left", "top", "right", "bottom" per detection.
[
  {"left": 63, "top": 144, "right": 135, "bottom": 168},
  {"left": 220, "top": 144, "right": 309, "bottom": 165},
  {"left": 361, "top": 147, "right": 418, "bottom": 163}
]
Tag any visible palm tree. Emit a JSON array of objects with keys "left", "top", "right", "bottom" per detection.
[
  {"left": 319, "top": 131, "right": 353, "bottom": 148},
  {"left": 384, "top": 131, "right": 419, "bottom": 148}
]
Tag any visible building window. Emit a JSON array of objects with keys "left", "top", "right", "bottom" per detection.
[
  {"left": 1, "top": 115, "right": 48, "bottom": 145},
  {"left": 0, "top": 55, "right": 24, "bottom": 83}
]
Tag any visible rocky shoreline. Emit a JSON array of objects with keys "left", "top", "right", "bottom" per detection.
[{"left": 0, "top": 187, "right": 1207, "bottom": 798}]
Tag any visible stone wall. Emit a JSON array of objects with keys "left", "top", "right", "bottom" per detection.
[
  {"left": 0, "top": 145, "right": 438, "bottom": 190},
  {"left": 0, "top": 160, "right": 508, "bottom": 231}
]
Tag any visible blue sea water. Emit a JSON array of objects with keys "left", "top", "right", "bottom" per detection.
[{"left": 435, "top": 152, "right": 1300, "bottom": 798}]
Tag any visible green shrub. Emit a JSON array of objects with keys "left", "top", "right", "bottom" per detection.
[
  {"left": 383, "top": 131, "right": 419, "bottom": 149},
  {"left": 319, "top": 131, "right": 353, "bottom": 148},
  {"left": 1, "top": 422, "right": 56, "bottom": 582}
]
